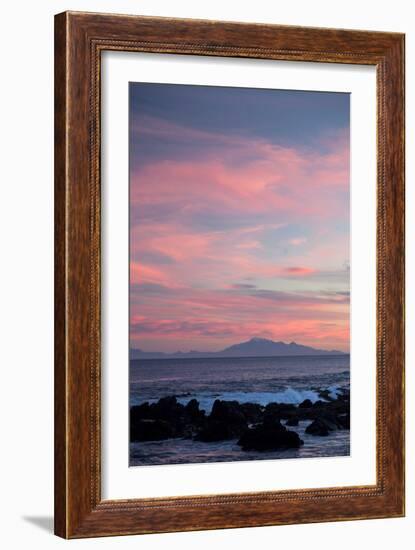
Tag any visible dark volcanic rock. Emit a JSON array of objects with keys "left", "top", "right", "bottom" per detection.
[
  {"left": 130, "top": 396, "right": 185, "bottom": 423},
  {"left": 185, "top": 398, "right": 200, "bottom": 414},
  {"left": 185, "top": 398, "right": 205, "bottom": 421},
  {"left": 265, "top": 402, "right": 297, "bottom": 414},
  {"left": 130, "top": 419, "right": 175, "bottom": 441},
  {"left": 153, "top": 396, "right": 184, "bottom": 419},
  {"left": 238, "top": 419, "right": 303, "bottom": 451},
  {"left": 305, "top": 418, "right": 330, "bottom": 436},
  {"left": 305, "top": 414, "right": 343, "bottom": 436},
  {"left": 321, "top": 414, "right": 343, "bottom": 430},
  {"left": 317, "top": 389, "right": 334, "bottom": 401},
  {"left": 195, "top": 400, "right": 248, "bottom": 442},
  {"left": 130, "top": 402, "right": 153, "bottom": 424},
  {"left": 210, "top": 400, "right": 246, "bottom": 424},
  {"left": 264, "top": 402, "right": 297, "bottom": 422},
  {"left": 289, "top": 393, "right": 350, "bottom": 422},
  {"left": 337, "top": 413, "right": 350, "bottom": 430},
  {"left": 130, "top": 396, "right": 207, "bottom": 441},
  {"left": 130, "top": 393, "right": 350, "bottom": 444},
  {"left": 240, "top": 402, "right": 264, "bottom": 423}
]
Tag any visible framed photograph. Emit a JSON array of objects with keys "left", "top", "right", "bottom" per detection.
[{"left": 54, "top": 11, "right": 405, "bottom": 538}]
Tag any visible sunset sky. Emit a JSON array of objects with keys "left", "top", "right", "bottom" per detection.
[{"left": 129, "top": 83, "right": 350, "bottom": 353}]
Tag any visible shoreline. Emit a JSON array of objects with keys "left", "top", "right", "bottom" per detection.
[
  {"left": 131, "top": 353, "right": 350, "bottom": 363},
  {"left": 130, "top": 389, "right": 350, "bottom": 458},
  {"left": 130, "top": 421, "right": 350, "bottom": 467}
]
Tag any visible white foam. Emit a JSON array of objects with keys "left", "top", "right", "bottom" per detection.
[
  {"left": 176, "top": 388, "right": 322, "bottom": 413},
  {"left": 327, "top": 385, "right": 342, "bottom": 400}
]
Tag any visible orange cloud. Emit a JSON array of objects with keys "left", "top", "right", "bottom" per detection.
[{"left": 280, "top": 267, "right": 316, "bottom": 276}]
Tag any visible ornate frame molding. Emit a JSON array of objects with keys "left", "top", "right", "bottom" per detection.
[{"left": 55, "top": 11, "right": 405, "bottom": 538}]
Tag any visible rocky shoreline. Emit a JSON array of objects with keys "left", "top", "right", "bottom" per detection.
[{"left": 130, "top": 389, "right": 350, "bottom": 452}]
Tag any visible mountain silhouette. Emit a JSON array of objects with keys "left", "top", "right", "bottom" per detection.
[{"left": 130, "top": 337, "right": 345, "bottom": 360}]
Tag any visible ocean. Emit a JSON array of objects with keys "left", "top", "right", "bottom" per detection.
[{"left": 129, "top": 354, "right": 350, "bottom": 466}]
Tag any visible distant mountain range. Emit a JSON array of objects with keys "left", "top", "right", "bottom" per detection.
[{"left": 130, "top": 337, "right": 346, "bottom": 360}]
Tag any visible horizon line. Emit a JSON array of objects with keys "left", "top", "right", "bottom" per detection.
[{"left": 130, "top": 337, "right": 349, "bottom": 355}]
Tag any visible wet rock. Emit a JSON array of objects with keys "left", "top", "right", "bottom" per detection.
[
  {"left": 322, "top": 414, "right": 343, "bottom": 430},
  {"left": 130, "top": 402, "right": 153, "bottom": 424},
  {"left": 327, "top": 399, "right": 349, "bottom": 415},
  {"left": 240, "top": 402, "right": 264, "bottom": 423},
  {"left": 130, "top": 419, "right": 175, "bottom": 441},
  {"left": 337, "top": 413, "right": 350, "bottom": 430},
  {"left": 185, "top": 398, "right": 205, "bottom": 422},
  {"left": 130, "top": 395, "right": 350, "bottom": 445},
  {"left": 130, "top": 396, "right": 207, "bottom": 441},
  {"left": 264, "top": 402, "right": 297, "bottom": 422},
  {"left": 305, "top": 414, "right": 344, "bottom": 436},
  {"left": 195, "top": 400, "right": 248, "bottom": 442},
  {"left": 317, "top": 389, "right": 334, "bottom": 401},
  {"left": 210, "top": 400, "right": 246, "bottom": 424},
  {"left": 153, "top": 396, "right": 184, "bottom": 419},
  {"left": 238, "top": 420, "right": 303, "bottom": 451},
  {"left": 265, "top": 402, "right": 297, "bottom": 413},
  {"left": 305, "top": 418, "right": 330, "bottom": 436},
  {"left": 336, "top": 389, "right": 350, "bottom": 402}
]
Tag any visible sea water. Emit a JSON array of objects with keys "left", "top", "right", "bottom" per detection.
[{"left": 129, "top": 354, "right": 350, "bottom": 466}]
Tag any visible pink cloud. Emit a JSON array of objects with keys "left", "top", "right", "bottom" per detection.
[
  {"left": 280, "top": 267, "right": 316, "bottom": 276},
  {"left": 130, "top": 262, "right": 177, "bottom": 287},
  {"left": 130, "top": 283, "right": 349, "bottom": 349},
  {"left": 129, "top": 118, "right": 350, "bottom": 352},
  {"left": 130, "top": 125, "right": 349, "bottom": 222},
  {"left": 130, "top": 306, "right": 350, "bottom": 352},
  {"left": 289, "top": 237, "right": 307, "bottom": 246}
]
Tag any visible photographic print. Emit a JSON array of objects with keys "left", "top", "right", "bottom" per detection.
[
  {"left": 129, "top": 82, "right": 350, "bottom": 467},
  {"left": 55, "top": 13, "right": 405, "bottom": 537}
]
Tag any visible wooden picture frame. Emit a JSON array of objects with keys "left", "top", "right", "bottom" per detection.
[{"left": 54, "top": 11, "right": 405, "bottom": 538}]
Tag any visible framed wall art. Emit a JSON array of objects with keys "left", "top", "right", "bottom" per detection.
[{"left": 54, "top": 11, "right": 405, "bottom": 538}]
